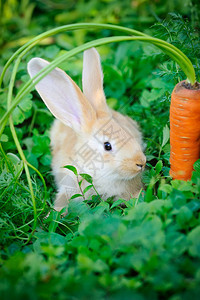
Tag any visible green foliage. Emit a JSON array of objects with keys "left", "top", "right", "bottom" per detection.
[
  {"left": 0, "top": 1, "right": 200, "bottom": 299},
  {"left": 0, "top": 163, "right": 200, "bottom": 299}
]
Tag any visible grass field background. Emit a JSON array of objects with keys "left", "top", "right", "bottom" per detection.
[{"left": 0, "top": 0, "right": 200, "bottom": 299}]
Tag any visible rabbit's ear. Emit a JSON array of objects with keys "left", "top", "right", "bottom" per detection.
[
  {"left": 82, "top": 48, "right": 110, "bottom": 118},
  {"left": 27, "top": 58, "right": 96, "bottom": 132}
]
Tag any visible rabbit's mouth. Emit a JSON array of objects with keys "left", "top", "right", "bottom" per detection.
[
  {"left": 118, "top": 167, "right": 145, "bottom": 181},
  {"left": 119, "top": 153, "right": 146, "bottom": 178}
]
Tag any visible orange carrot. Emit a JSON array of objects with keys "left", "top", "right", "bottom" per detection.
[{"left": 170, "top": 80, "right": 200, "bottom": 180}]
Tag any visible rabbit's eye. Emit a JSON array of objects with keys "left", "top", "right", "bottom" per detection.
[{"left": 104, "top": 142, "right": 112, "bottom": 151}]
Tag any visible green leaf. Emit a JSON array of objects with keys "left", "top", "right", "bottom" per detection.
[
  {"left": 140, "top": 88, "right": 165, "bottom": 108},
  {"left": 32, "top": 135, "right": 50, "bottom": 157},
  {"left": 78, "top": 178, "right": 84, "bottom": 188},
  {"left": 161, "top": 124, "right": 170, "bottom": 148},
  {"left": 23, "top": 137, "right": 34, "bottom": 152},
  {"left": 44, "top": 45, "right": 60, "bottom": 59},
  {"left": 191, "top": 159, "right": 200, "bottom": 186},
  {"left": 188, "top": 226, "right": 200, "bottom": 257},
  {"left": 103, "top": 64, "right": 126, "bottom": 98},
  {"left": 149, "top": 199, "right": 172, "bottom": 214},
  {"left": 63, "top": 165, "right": 78, "bottom": 176},
  {"left": 155, "top": 160, "right": 163, "bottom": 174},
  {"left": 77, "top": 253, "right": 93, "bottom": 270},
  {"left": 159, "top": 184, "right": 173, "bottom": 194},
  {"left": 19, "top": 95, "right": 32, "bottom": 112},
  {"left": 70, "top": 193, "right": 83, "bottom": 199},
  {"left": 92, "top": 202, "right": 110, "bottom": 215},
  {"left": 145, "top": 185, "right": 154, "bottom": 202},
  {"left": 83, "top": 185, "right": 93, "bottom": 194},
  {"left": 150, "top": 78, "right": 168, "bottom": 89},
  {"left": 0, "top": 134, "right": 8, "bottom": 142},
  {"left": 166, "top": 231, "right": 187, "bottom": 255},
  {"left": 80, "top": 173, "right": 93, "bottom": 184},
  {"left": 24, "top": 151, "right": 38, "bottom": 169},
  {"left": 34, "top": 232, "right": 66, "bottom": 248},
  {"left": 124, "top": 203, "right": 149, "bottom": 221},
  {"left": 107, "top": 97, "right": 118, "bottom": 109},
  {"left": 121, "top": 216, "right": 164, "bottom": 248},
  {"left": 40, "top": 154, "right": 51, "bottom": 166},
  {"left": 169, "top": 190, "right": 186, "bottom": 208},
  {"left": 176, "top": 206, "right": 193, "bottom": 228},
  {"left": 193, "top": 159, "right": 200, "bottom": 173},
  {"left": 70, "top": 236, "right": 88, "bottom": 248},
  {"left": 12, "top": 106, "right": 25, "bottom": 125},
  {"left": 111, "top": 199, "right": 125, "bottom": 209},
  {"left": 7, "top": 153, "right": 23, "bottom": 177}
]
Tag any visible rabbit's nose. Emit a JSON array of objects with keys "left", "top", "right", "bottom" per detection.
[
  {"left": 135, "top": 155, "right": 146, "bottom": 170},
  {"left": 136, "top": 163, "right": 144, "bottom": 169}
]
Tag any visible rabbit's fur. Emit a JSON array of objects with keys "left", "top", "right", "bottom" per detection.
[{"left": 28, "top": 48, "right": 146, "bottom": 212}]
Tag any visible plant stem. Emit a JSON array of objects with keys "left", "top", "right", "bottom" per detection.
[
  {"left": 9, "top": 117, "right": 37, "bottom": 240},
  {"left": 0, "top": 23, "right": 195, "bottom": 88}
]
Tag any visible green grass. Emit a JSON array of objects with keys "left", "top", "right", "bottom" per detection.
[{"left": 0, "top": 1, "right": 200, "bottom": 299}]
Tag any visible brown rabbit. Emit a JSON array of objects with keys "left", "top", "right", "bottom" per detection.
[{"left": 28, "top": 48, "right": 146, "bottom": 212}]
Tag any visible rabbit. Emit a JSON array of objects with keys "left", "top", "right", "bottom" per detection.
[{"left": 27, "top": 47, "right": 146, "bottom": 212}]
